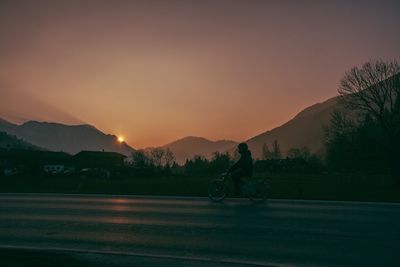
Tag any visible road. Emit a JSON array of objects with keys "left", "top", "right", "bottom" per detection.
[{"left": 0, "top": 193, "right": 399, "bottom": 266}]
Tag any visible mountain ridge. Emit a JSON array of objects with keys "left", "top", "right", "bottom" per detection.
[
  {"left": 161, "top": 136, "right": 238, "bottom": 164},
  {"left": 0, "top": 119, "right": 135, "bottom": 156},
  {"left": 0, "top": 94, "right": 340, "bottom": 161},
  {"left": 244, "top": 96, "right": 339, "bottom": 159},
  {"left": 0, "top": 131, "right": 44, "bottom": 150}
]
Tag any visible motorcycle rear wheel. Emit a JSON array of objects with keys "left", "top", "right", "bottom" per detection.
[{"left": 249, "top": 180, "right": 269, "bottom": 204}]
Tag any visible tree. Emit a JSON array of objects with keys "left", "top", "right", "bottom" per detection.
[
  {"left": 338, "top": 60, "right": 399, "bottom": 129},
  {"left": 262, "top": 143, "right": 273, "bottom": 160},
  {"left": 131, "top": 150, "right": 151, "bottom": 168},
  {"left": 325, "top": 113, "right": 389, "bottom": 173},
  {"left": 184, "top": 155, "right": 209, "bottom": 175},
  {"left": 209, "top": 152, "right": 232, "bottom": 173},
  {"left": 150, "top": 148, "right": 165, "bottom": 168},
  {"left": 337, "top": 60, "right": 400, "bottom": 182},
  {"left": 164, "top": 148, "right": 176, "bottom": 168},
  {"left": 271, "top": 140, "right": 281, "bottom": 159},
  {"left": 287, "top": 147, "right": 311, "bottom": 160}
]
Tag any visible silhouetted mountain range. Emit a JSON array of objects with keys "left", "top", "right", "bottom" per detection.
[
  {"left": 0, "top": 119, "right": 135, "bottom": 156},
  {"left": 0, "top": 95, "right": 340, "bottom": 161},
  {"left": 244, "top": 96, "right": 339, "bottom": 159},
  {"left": 0, "top": 131, "right": 43, "bottom": 150},
  {"left": 151, "top": 96, "right": 339, "bottom": 162},
  {"left": 161, "top": 136, "right": 238, "bottom": 164}
]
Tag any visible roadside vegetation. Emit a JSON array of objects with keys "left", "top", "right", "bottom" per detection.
[{"left": 1, "top": 172, "right": 399, "bottom": 203}]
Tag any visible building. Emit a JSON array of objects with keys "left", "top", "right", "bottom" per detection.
[
  {"left": 0, "top": 149, "right": 127, "bottom": 177},
  {"left": 73, "top": 151, "right": 127, "bottom": 178},
  {"left": 0, "top": 149, "right": 72, "bottom": 176}
]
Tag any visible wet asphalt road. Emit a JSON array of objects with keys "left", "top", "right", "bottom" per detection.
[{"left": 0, "top": 193, "right": 399, "bottom": 267}]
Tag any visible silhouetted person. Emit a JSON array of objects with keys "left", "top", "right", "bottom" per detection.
[{"left": 228, "top": 142, "right": 253, "bottom": 196}]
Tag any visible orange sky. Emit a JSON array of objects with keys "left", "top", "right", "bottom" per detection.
[{"left": 1, "top": 0, "right": 400, "bottom": 148}]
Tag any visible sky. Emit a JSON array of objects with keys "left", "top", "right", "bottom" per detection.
[{"left": 1, "top": 0, "right": 399, "bottom": 148}]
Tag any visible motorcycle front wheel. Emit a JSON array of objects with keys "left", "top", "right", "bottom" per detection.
[{"left": 208, "top": 179, "right": 227, "bottom": 202}]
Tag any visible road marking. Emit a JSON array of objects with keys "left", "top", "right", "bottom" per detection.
[{"left": 0, "top": 245, "right": 297, "bottom": 267}]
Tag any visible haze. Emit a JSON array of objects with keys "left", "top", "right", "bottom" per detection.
[{"left": 1, "top": 0, "right": 399, "bottom": 148}]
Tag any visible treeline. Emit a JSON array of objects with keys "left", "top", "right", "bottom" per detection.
[
  {"left": 256, "top": 144, "right": 324, "bottom": 174},
  {"left": 325, "top": 112, "right": 390, "bottom": 173},
  {"left": 129, "top": 142, "right": 324, "bottom": 177},
  {"left": 129, "top": 149, "right": 234, "bottom": 176},
  {"left": 324, "top": 60, "right": 400, "bottom": 185},
  {"left": 62, "top": 60, "right": 400, "bottom": 184}
]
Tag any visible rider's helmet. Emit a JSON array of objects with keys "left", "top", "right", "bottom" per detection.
[{"left": 238, "top": 142, "right": 249, "bottom": 154}]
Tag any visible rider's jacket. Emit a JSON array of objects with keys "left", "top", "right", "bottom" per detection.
[{"left": 229, "top": 150, "right": 253, "bottom": 177}]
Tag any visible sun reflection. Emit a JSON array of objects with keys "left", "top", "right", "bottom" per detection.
[
  {"left": 111, "top": 198, "right": 129, "bottom": 204},
  {"left": 110, "top": 198, "right": 130, "bottom": 212}
]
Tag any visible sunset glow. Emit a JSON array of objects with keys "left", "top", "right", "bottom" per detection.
[
  {"left": 118, "top": 137, "right": 124, "bottom": 143},
  {"left": 0, "top": 0, "right": 399, "bottom": 149}
]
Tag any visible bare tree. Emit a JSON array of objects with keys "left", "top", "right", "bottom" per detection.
[
  {"left": 338, "top": 59, "right": 400, "bottom": 181},
  {"left": 150, "top": 148, "right": 165, "bottom": 168},
  {"left": 287, "top": 147, "right": 311, "bottom": 160},
  {"left": 164, "top": 148, "right": 176, "bottom": 168},
  {"left": 131, "top": 149, "right": 151, "bottom": 168},
  {"left": 262, "top": 143, "right": 272, "bottom": 160},
  {"left": 339, "top": 60, "right": 400, "bottom": 136},
  {"left": 271, "top": 140, "right": 282, "bottom": 159},
  {"left": 324, "top": 109, "right": 357, "bottom": 141}
]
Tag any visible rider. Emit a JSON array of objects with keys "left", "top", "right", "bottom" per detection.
[{"left": 228, "top": 142, "right": 253, "bottom": 196}]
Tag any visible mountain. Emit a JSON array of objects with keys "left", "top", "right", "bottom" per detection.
[
  {"left": 0, "top": 94, "right": 339, "bottom": 160},
  {"left": 162, "top": 136, "right": 238, "bottom": 164},
  {"left": 0, "top": 118, "right": 18, "bottom": 133},
  {"left": 0, "top": 131, "right": 43, "bottom": 150},
  {"left": 0, "top": 119, "right": 135, "bottom": 156},
  {"left": 156, "top": 96, "right": 339, "bottom": 163},
  {"left": 244, "top": 96, "right": 339, "bottom": 159}
]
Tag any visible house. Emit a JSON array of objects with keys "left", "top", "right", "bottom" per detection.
[
  {"left": 43, "top": 164, "right": 70, "bottom": 174},
  {"left": 0, "top": 149, "right": 72, "bottom": 176},
  {"left": 0, "top": 149, "right": 127, "bottom": 177},
  {"left": 73, "top": 151, "right": 126, "bottom": 178}
]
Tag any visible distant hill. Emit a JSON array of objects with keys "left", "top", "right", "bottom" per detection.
[
  {"left": 158, "top": 96, "right": 340, "bottom": 163},
  {"left": 0, "top": 95, "right": 340, "bottom": 160},
  {"left": 0, "top": 119, "right": 135, "bottom": 156},
  {"left": 0, "top": 118, "right": 18, "bottom": 133},
  {"left": 244, "top": 96, "right": 339, "bottom": 159},
  {"left": 161, "top": 136, "right": 238, "bottom": 164},
  {"left": 0, "top": 131, "right": 43, "bottom": 150}
]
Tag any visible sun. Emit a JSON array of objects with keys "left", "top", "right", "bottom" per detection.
[{"left": 118, "top": 136, "right": 124, "bottom": 143}]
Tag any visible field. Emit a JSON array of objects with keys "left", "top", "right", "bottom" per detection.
[{"left": 1, "top": 173, "right": 399, "bottom": 203}]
